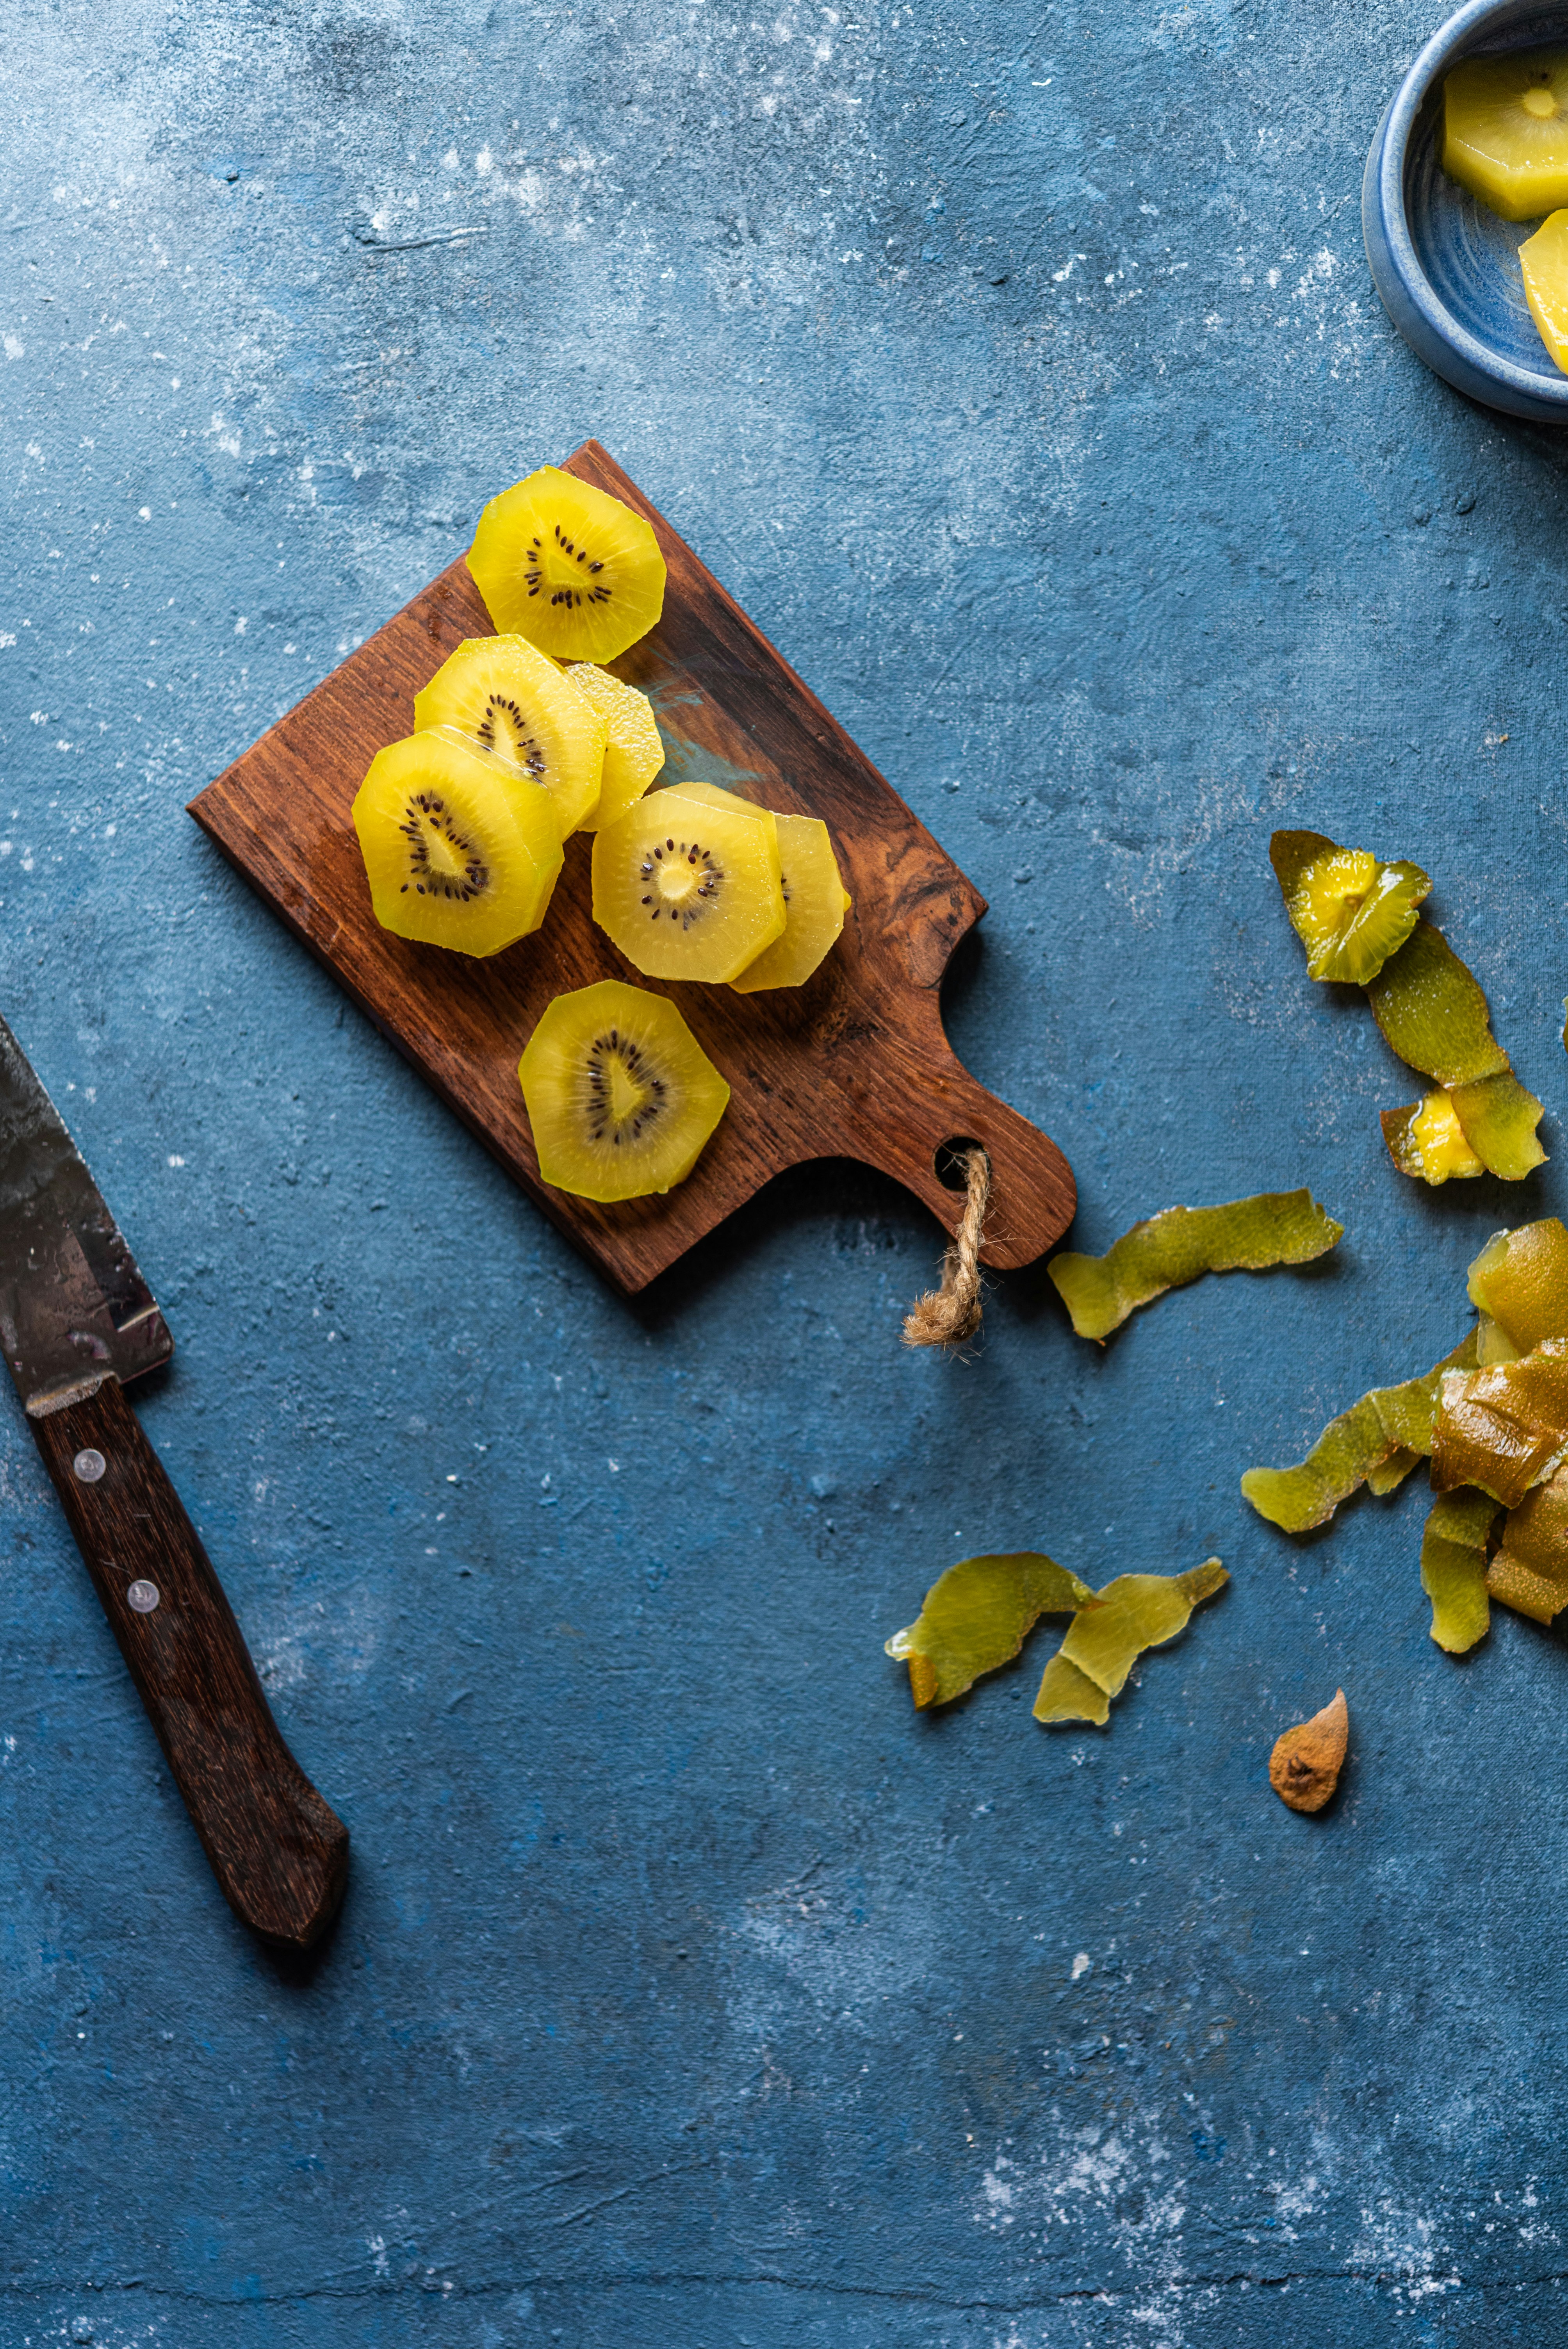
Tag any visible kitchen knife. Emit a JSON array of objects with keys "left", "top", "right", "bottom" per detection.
[{"left": 0, "top": 1013, "right": 347, "bottom": 1948}]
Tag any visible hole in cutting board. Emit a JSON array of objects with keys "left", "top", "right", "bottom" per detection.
[{"left": 933, "top": 1135, "right": 985, "bottom": 1192}]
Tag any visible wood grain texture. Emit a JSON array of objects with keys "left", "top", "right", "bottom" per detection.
[
  {"left": 30, "top": 1377, "right": 349, "bottom": 1949},
  {"left": 189, "top": 442, "right": 1075, "bottom": 1295}
]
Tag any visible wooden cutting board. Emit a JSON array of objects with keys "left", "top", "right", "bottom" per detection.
[{"left": 188, "top": 443, "right": 1076, "bottom": 1296}]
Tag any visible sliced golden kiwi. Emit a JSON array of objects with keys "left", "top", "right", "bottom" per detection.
[
  {"left": 649, "top": 782, "right": 851, "bottom": 991},
  {"left": 352, "top": 728, "right": 563, "bottom": 957},
  {"left": 413, "top": 636, "right": 606, "bottom": 836},
  {"left": 731, "top": 813, "right": 851, "bottom": 991},
  {"left": 563, "top": 661, "right": 666, "bottom": 831},
  {"left": 649, "top": 782, "right": 782, "bottom": 877},
  {"left": 467, "top": 467, "right": 666, "bottom": 664},
  {"left": 591, "top": 787, "right": 785, "bottom": 984},
  {"left": 518, "top": 979, "right": 730, "bottom": 1201}
]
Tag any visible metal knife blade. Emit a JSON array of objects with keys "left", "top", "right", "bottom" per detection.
[{"left": 0, "top": 1014, "right": 171, "bottom": 1415}]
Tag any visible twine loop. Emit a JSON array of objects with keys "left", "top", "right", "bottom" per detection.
[{"left": 902, "top": 1147, "right": 991, "bottom": 1350}]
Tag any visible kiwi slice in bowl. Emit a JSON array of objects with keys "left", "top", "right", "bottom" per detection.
[
  {"left": 413, "top": 636, "right": 607, "bottom": 836},
  {"left": 519, "top": 979, "right": 731, "bottom": 1201},
  {"left": 592, "top": 787, "right": 785, "bottom": 984},
  {"left": 731, "top": 814, "right": 852, "bottom": 991},
  {"left": 467, "top": 467, "right": 666, "bottom": 665},
  {"left": 352, "top": 728, "right": 564, "bottom": 957},
  {"left": 563, "top": 662, "right": 666, "bottom": 831}
]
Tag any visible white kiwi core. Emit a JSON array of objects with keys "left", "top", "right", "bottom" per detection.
[
  {"left": 606, "top": 1057, "right": 649, "bottom": 1123},
  {"left": 654, "top": 858, "right": 701, "bottom": 909}
]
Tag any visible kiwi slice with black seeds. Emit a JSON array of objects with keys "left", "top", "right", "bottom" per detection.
[
  {"left": 518, "top": 979, "right": 731, "bottom": 1201},
  {"left": 468, "top": 467, "right": 666, "bottom": 665},
  {"left": 352, "top": 728, "right": 564, "bottom": 957},
  {"left": 590, "top": 788, "right": 786, "bottom": 984}
]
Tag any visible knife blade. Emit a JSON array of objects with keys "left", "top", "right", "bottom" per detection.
[{"left": 0, "top": 1012, "right": 347, "bottom": 1948}]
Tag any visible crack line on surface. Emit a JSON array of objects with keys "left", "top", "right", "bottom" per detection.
[{"left": 0, "top": 2260, "right": 1532, "bottom": 2312}]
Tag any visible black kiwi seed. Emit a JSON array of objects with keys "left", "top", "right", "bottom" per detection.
[
  {"left": 397, "top": 790, "right": 489, "bottom": 902},
  {"left": 523, "top": 527, "right": 614, "bottom": 607},
  {"left": 478, "top": 693, "right": 547, "bottom": 777},
  {"left": 583, "top": 1030, "right": 671, "bottom": 1146}
]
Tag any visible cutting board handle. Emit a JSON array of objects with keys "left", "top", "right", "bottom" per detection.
[
  {"left": 30, "top": 1377, "right": 349, "bottom": 1948},
  {"left": 832, "top": 1043, "right": 1076, "bottom": 1273}
]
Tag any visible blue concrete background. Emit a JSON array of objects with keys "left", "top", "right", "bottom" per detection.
[{"left": 4, "top": 0, "right": 1568, "bottom": 2341}]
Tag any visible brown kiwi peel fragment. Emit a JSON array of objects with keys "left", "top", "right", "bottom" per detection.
[
  {"left": 1048, "top": 1190, "right": 1343, "bottom": 1344},
  {"left": 1386, "top": 1073, "right": 1549, "bottom": 1185},
  {"left": 1381, "top": 1093, "right": 1485, "bottom": 1184},
  {"left": 1368, "top": 1445, "right": 1423, "bottom": 1496},
  {"left": 1365, "top": 918, "right": 1509, "bottom": 1087},
  {"left": 1430, "top": 1342, "right": 1568, "bottom": 1508},
  {"left": 1272, "top": 839, "right": 1545, "bottom": 1182},
  {"left": 1488, "top": 1467, "right": 1568, "bottom": 1623},
  {"left": 1468, "top": 1219, "right": 1568, "bottom": 1353}
]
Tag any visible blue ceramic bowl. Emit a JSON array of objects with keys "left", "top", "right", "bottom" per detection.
[{"left": 1364, "top": 0, "right": 1568, "bottom": 421}]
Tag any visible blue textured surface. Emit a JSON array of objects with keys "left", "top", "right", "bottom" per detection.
[{"left": 5, "top": 3, "right": 1568, "bottom": 2344}]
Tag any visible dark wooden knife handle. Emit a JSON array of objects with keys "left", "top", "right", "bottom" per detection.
[{"left": 30, "top": 1376, "right": 348, "bottom": 1948}]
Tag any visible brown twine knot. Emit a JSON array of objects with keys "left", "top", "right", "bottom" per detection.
[{"left": 902, "top": 1146, "right": 991, "bottom": 1350}]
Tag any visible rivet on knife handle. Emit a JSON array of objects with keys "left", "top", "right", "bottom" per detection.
[{"left": 30, "top": 1374, "right": 348, "bottom": 1948}]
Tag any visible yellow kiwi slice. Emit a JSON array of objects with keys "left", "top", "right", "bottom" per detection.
[
  {"left": 467, "top": 467, "right": 666, "bottom": 664},
  {"left": 519, "top": 979, "right": 730, "bottom": 1201},
  {"left": 731, "top": 814, "right": 852, "bottom": 992},
  {"left": 1443, "top": 48, "right": 1568, "bottom": 221},
  {"left": 563, "top": 662, "right": 666, "bottom": 831},
  {"left": 591, "top": 788, "right": 785, "bottom": 984},
  {"left": 650, "top": 779, "right": 781, "bottom": 867},
  {"left": 413, "top": 636, "right": 606, "bottom": 836},
  {"left": 1521, "top": 209, "right": 1568, "bottom": 373},
  {"left": 352, "top": 728, "right": 563, "bottom": 957}
]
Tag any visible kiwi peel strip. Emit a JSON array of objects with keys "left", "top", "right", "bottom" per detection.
[
  {"left": 1048, "top": 1190, "right": 1343, "bottom": 1344},
  {"left": 1421, "top": 1487, "right": 1501, "bottom": 1653},
  {"left": 1487, "top": 1466, "right": 1568, "bottom": 1624},
  {"left": 1269, "top": 834, "right": 1546, "bottom": 1185},
  {"left": 1248, "top": 1223, "right": 1568, "bottom": 1643},
  {"left": 1241, "top": 1328, "right": 1481, "bottom": 1534},
  {"left": 884, "top": 1552, "right": 1098, "bottom": 1708},
  {"left": 1032, "top": 1561, "right": 1228, "bottom": 1727}
]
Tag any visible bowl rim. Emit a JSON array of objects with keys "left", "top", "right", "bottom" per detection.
[{"left": 1379, "top": 0, "right": 1568, "bottom": 406}]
